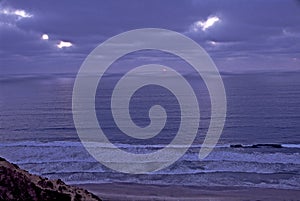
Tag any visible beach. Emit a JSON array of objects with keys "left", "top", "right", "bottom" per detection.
[{"left": 79, "top": 183, "right": 300, "bottom": 201}]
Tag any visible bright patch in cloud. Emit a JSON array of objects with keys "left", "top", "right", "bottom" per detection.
[
  {"left": 41, "top": 34, "right": 49, "bottom": 40},
  {"left": 14, "top": 10, "right": 32, "bottom": 18},
  {"left": 192, "top": 16, "right": 220, "bottom": 32},
  {"left": 209, "top": 41, "right": 217, "bottom": 46},
  {"left": 1, "top": 8, "right": 33, "bottom": 19},
  {"left": 57, "top": 41, "right": 73, "bottom": 48}
]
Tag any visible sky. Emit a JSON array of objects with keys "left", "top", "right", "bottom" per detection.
[{"left": 0, "top": 0, "right": 300, "bottom": 74}]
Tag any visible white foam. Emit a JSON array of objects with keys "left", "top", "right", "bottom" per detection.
[{"left": 282, "top": 144, "right": 300, "bottom": 148}]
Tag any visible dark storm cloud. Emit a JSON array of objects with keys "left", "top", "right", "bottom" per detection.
[{"left": 0, "top": 0, "right": 299, "bottom": 73}]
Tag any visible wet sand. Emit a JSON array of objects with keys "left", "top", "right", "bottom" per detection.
[{"left": 78, "top": 183, "right": 300, "bottom": 201}]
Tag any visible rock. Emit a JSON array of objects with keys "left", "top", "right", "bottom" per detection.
[
  {"left": 0, "top": 157, "right": 102, "bottom": 201},
  {"left": 251, "top": 144, "right": 283, "bottom": 148}
]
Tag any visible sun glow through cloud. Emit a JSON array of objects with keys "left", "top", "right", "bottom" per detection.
[
  {"left": 57, "top": 41, "right": 73, "bottom": 48},
  {"left": 209, "top": 41, "right": 217, "bottom": 46},
  {"left": 41, "top": 34, "right": 49, "bottom": 40},
  {"left": 192, "top": 16, "right": 220, "bottom": 32}
]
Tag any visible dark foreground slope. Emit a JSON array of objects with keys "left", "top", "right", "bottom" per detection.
[{"left": 0, "top": 157, "right": 101, "bottom": 201}]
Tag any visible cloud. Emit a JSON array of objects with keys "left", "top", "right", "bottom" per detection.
[
  {"left": 0, "top": 8, "right": 33, "bottom": 19},
  {"left": 0, "top": 0, "right": 300, "bottom": 73},
  {"left": 191, "top": 16, "right": 220, "bottom": 32},
  {"left": 57, "top": 41, "right": 73, "bottom": 49}
]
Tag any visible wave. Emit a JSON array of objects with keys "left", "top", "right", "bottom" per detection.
[
  {"left": 2, "top": 140, "right": 299, "bottom": 190},
  {"left": 43, "top": 170, "right": 300, "bottom": 190},
  {"left": 1, "top": 141, "right": 300, "bottom": 167},
  {"left": 18, "top": 160, "right": 298, "bottom": 176},
  {"left": 0, "top": 140, "right": 227, "bottom": 149},
  {"left": 282, "top": 144, "right": 300, "bottom": 149},
  {"left": 230, "top": 143, "right": 283, "bottom": 148},
  {"left": 1, "top": 140, "right": 300, "bottom": 149}
]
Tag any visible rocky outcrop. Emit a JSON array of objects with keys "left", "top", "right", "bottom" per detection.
[{"left": 0, "top": 157, "right": 101, "bottom": 201}]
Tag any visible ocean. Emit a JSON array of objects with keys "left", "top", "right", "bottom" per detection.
[{"left": 0, "top": 71, "right": 299, "bottom": 189}]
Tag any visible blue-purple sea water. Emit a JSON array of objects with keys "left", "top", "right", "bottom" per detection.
[{"left": 0, "top": 71, "right": 300, "bottom": 189}]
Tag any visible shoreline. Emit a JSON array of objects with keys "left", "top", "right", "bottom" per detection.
[{"left": 77, "top": 182, "right": 300, "bottom": 201}]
